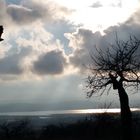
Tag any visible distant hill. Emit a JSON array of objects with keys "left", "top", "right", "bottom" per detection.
[{"left": 0, "top": 100, "right": 101, "bottom": 112}]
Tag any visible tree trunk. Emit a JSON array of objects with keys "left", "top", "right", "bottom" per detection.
[{"left": 117, "top": 84, "right": 132, "bottom": 140}]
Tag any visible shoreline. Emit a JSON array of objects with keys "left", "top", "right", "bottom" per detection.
[{"left": 0, "top": 108, "right": 139, "bottom": 116}]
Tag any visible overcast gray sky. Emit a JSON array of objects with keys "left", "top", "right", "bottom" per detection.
[{"left": 0, "top": 0, "right": 140, "bottom": 111}]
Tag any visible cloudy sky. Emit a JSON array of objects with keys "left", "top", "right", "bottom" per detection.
[{"left": 0, "top": 0, "right": 140, "bottom": 111}]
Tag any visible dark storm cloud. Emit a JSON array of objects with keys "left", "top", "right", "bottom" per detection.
[{"left": 33, "top": 50, "right": 67, "bottom": 75}]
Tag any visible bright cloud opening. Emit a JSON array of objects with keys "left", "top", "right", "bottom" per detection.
[{"left": 54, "top": 0, "right": 139, "bottom": 32}]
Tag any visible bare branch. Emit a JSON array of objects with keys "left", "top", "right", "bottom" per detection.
[{"left": 86, "top": 35, "right": 140, "bottom": 97}]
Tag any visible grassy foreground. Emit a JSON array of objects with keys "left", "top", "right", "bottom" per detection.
[{"left": 0, "top": 112, "right": 140, "bottom": 140}]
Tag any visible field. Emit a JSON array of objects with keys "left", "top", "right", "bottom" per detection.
[{"left": 0, "top": 111, "right": 139, "bottom": 140}]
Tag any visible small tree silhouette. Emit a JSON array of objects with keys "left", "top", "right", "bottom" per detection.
[
  {"left": 86, "top": 36, "right": 140, "bottom": 140},
  {"left": 0, "top": 25, "right": 4, "bottom": 41}
]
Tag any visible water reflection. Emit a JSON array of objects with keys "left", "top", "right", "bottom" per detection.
[
  {"left": 73, "top": 108, "right": 140, "bottom": 114},
  {"left": 0, "top": 108, "right": 139, "bottom": 116}
]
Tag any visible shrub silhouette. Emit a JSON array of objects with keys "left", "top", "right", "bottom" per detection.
[
  {"left": 0, "top": 113, "right": 140, "bottom": 140},
  {"left": 0, "top": 119, "right": 35, "bottom": 140}
]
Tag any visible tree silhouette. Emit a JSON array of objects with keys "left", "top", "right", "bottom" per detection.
[
  {"left": 0, "top": 25, "right": 4, "bottom": 41},
  {"left": 86, "top": 36, "right": 140, "bottom": 140}
]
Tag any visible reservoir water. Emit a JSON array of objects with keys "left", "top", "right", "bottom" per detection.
[{"left": 0, "top": 108, "right": 139, "bottom": 116}]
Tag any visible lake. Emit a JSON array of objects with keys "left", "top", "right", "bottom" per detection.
[
  {"left": 0, "top": 108, "right": 139, "bottom": 116},
  {"left": 0, "top": 108, "right": 139, "bottom": 128}
]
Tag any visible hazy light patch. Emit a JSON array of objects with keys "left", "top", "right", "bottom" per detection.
[
  {"left": 70, "top": 8, "right": 125, "bottom": 32},
  {"left": 71, "top": 108, "right": 140, "bottom": 114},
  {"left": 63, "top": 65, "right": 79, "bottom": 75},
  {"left": 53, "top": 0, "right": 139, "bottom": 32},
  {"left": 0, "top": 108, "right": 140, "bottom": 116},
  {"left": 53, "top": 0, "right": 93, "bottom": 9}
]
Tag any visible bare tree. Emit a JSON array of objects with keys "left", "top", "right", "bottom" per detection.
[{"left": 86, "top": 36, "right": 140, "bottom": 140}]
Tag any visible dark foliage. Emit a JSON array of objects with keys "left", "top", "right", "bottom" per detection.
[
  {"left": 0, "top": 119, "right": 35, "bottom": 140},
  {"left": 0, "top": 113, "right": 140, "bottom": 140}
]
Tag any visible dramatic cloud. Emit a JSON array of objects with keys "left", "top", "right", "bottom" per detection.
[
  {"left": 0, "top": 0, "right": 140, "bottom": 109},
  {"left": 0, "top": 0, "right": 140, "bottom": 80},
  {"left": 104, "top": 5, "right": 140, "bottom": 40},
  {"left": 0, "top": 0, "right": 75, "bottom": 80},
  {"left": 66, "top": 5, "right": 140, "bottom": 72},
  {"left": 32, "top": 50, "right": 67, "bottom": 75},
  {"left": 0, "top": 0, "right": 73, "bottom": 27},
  {"left": 7, "top": 4, "right": 41, "bottom": 24},
  {"left": 65, "top": 29, "right": 102, "bottom": 71},
  {"left": 6, "top": 0, "right": 73, "bottom": 25},
  {"left": 125, "top": 7, "right": 140, "bottom": 25}
]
